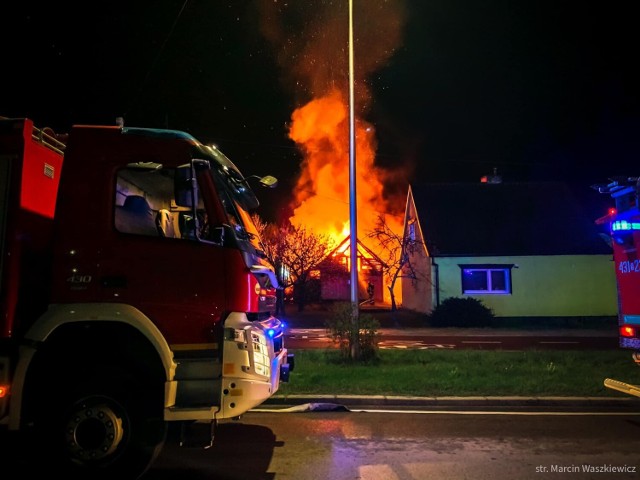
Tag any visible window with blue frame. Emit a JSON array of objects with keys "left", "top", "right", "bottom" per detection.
[{"left": 459, "top": 264, "right": 513, "bottom": 294}]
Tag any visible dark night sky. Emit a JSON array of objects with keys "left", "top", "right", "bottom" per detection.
[{"left": 2, "top": 1, "right": 638, "bottom": 221}]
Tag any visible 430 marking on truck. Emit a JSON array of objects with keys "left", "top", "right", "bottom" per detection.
[
  {"left": 66, "top": 274, "right": 93, "bottom": 289},
  {"left": 618, "top": 260, "right": 640, "bottom": 274}
]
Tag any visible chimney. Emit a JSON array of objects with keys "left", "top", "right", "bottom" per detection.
[{"left": 480, "top": 167, "right": 502, "bottom": 184}]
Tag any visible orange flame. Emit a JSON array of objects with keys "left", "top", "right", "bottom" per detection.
[{"left": 288, "top": 88, "right": 397, "bottom": 244}]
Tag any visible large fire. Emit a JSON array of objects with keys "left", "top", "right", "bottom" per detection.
[
  {"left": 258, "top": 1, "right": 408, "bottom": 303},
  {"left": 287, "top": 88, "right": 398, "bottom": 246}
]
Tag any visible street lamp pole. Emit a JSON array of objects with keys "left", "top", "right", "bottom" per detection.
[{"left": 348, "top": 0, "right": 360, "bottom": 359}]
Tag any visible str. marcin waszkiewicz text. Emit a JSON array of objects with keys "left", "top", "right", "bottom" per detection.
[{"left": 536, "top": 464, "right": 636, "bottom": 474}]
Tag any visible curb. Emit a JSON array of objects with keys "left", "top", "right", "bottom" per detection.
[{"left": 264, "top": 394, "right": 640, "bottom": 409}]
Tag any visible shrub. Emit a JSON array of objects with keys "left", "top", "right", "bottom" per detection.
[
  {"left": 325, "top": 302, "right": 380, "bottom": 362},
  {"left": 427, "top": 297, "right": 495, "bottom": 327}
]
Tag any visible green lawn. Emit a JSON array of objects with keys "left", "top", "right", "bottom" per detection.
[{"left": 277, "top": 349, "right": 640, "bottom": 397}]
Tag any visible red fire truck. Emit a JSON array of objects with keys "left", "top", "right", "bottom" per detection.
[
  {"left": 0, "top": 116, "right": 293, "bottom": 478},
  {"left": 594, "top": 177, "right": 640, "bottom": 397}
]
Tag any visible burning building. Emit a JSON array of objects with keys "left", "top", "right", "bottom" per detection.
[{"left": 316, "top": 235, "right": 386, "bottom": 304}]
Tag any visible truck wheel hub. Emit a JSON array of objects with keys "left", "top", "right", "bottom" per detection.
[{"left": 64, "top": 401, "right": 124, "bottom": 461}]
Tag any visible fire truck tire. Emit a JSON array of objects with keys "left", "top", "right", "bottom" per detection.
[{"left": 31, "top": 365, "right": 167, "bottom": 480}]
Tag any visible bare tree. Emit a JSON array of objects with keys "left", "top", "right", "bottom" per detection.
[
  {"left": 280, "top": 224, "right": 333, "bottom": 311},
  {"left": 251, "top": 214, "right": 281, "bottom": 271},
  {"left": 367, "top": 214, "right": 424, "bottom": 311},
  {"left": 252, "top": 214, "right": 288, "bottom": 316},
  {"left": 253, "top": 215, "right": 333, "bottom": 313}
]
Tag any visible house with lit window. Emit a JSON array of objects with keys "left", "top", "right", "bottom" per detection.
[{"left": 401, "top": 178, "right": 618, "bottom": 321}]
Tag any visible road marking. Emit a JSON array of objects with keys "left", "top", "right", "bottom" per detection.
[
  {"left": 378, "top": 341, "right": 455, "bottom": 350},
  {"left": 251, "top": 407, "right": 640, "bottom": 416},
  {"left": 348, "top": 409, "right": 640, "bottom": 416},
  {"left": 359, "top": 464, "right": 399, "bottom": 480},
  {"left": 461, "top": 341, "right": 502, "bottom": 344},
  {"left": 538, "top": 341, "right": 580, "bottom": 344}
]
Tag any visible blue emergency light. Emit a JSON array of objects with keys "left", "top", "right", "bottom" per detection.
[{"left": 611, "top": 220, "right": 640, "bottom": 232}]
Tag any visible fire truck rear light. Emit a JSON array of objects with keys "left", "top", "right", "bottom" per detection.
[
  {"left": 0, "top": 385, "right": 8, "bottom": 398},
  {"left": 620, "top": 326, "right": 636, "bottom": 337}
]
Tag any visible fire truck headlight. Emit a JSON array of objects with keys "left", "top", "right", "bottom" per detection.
[{"left": 226, "top": 327, "right": 247, "bottom": 343}]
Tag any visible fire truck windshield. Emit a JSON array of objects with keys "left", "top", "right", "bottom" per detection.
[
  {"left": 191, "top": 143, "right": 272, "bottom": 254},
  {"left": 198, "top": 144, "right": 261, "bottom": 211}
]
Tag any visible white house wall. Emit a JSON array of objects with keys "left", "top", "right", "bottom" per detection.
[{"left": 401, "top": 186, "right": 433, "bottom": 312}]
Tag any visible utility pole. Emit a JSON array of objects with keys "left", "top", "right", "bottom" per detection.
[{"left": 348, "top": 0, "right": 360, "bottom": 359}]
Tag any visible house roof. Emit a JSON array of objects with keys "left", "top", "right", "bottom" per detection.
[
  {"left": 318, "top": 235, "right": 386, "bottom": 272},
  {"left": 409, "top": 181, "right": 611, "bottom": 256}
]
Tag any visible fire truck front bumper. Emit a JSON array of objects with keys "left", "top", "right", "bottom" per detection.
[
  {"left": 218, "top": 313, "right": 293, "bottom": 418},
  {"left": 218, "top": 346, "right": 291, "bottom": 419}
]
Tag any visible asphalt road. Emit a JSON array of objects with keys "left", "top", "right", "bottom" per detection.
[
  {"left": 286, "top": 328, "right": 619, "bottom": 350},
  {"left": 144, "top": 407, "right": 640, "bottom": 480}
]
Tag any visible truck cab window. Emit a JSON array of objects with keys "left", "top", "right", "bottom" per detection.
[{"left": 114, "top": 165, "right": 202, "bottom": 240}]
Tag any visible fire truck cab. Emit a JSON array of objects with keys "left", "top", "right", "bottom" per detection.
[{"left": 0, "top": 117, "right": 293, "bottom": 478}]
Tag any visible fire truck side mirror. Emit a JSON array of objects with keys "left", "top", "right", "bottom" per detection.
[
  {"left": 175, "top": 164, "right": 196, "bottom": 208},
  {"left": 258, "top": 175, "right": 278, "bottom": 188},
  {"left": 244, "top": 174, "right": 278, "bottom": 189}
]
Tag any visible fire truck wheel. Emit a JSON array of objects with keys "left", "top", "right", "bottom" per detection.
[{"left": 32, "top": 366, "right": 167, "bottom": 480}]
